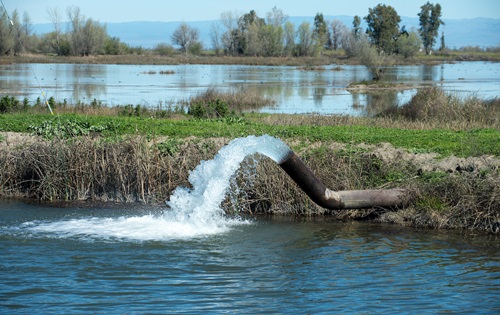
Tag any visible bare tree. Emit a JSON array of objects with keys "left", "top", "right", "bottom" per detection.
[
  {"left": 10, "top": 10, "right": 23, "bottom": 55},
  {"left": 21, "top": 11, "right": 33, "bottom": 52},
  {"left": 47, "top": 7, "right": 64, "bottom": 55},
  {"left": 67, "top": 6, "right": 84, "bottom": 55},
  {"left": 220, "top": 10, "right": 239, "bottom": 55},
  {"left": 329, "top": 19, "right": 345, "bottom": 50},
  {"left": 171, "top": 22, "right": 200, "bottom": 55},
  {"left": 210, "top": 22, "right": 222, "bottom": 55},
  {"left": 266, "top": 6, "right": 287, "bottom": 27}
]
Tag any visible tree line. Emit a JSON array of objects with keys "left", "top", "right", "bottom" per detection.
[
  {"left": 1, "top": 2, "right": 444, "bottom": 59},
  {"left": 0, "top": 6, "right": 138, "bottom": 56}
]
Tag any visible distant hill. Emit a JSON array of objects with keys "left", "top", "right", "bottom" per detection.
[{"left": 33, "top": 16, "right": 500, "bottom": 50}]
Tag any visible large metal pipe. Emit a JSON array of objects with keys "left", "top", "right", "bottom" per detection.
[{"left": 279, "top": 152, "right": 407, "bottom": 210}]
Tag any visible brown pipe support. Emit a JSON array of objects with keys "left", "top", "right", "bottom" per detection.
[{"left": 279, "top": 152, "right": 407, "bottom": 210}]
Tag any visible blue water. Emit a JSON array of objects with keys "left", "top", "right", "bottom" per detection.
[
  {"left": 1, "top": 199, "right": 499, "bottom": 314},
  {"left": 1, "top": 62, "right": 498, "bottom": 115}
]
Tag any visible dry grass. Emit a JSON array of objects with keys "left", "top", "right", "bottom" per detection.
[
  {"left": 0, "top": 136, "right": 219, "bottom": 202},
  {"left": 188, "top": 88, "right": 276, "bottom": 113},
  {"left": 2, "top": 53, "right": 347, "bottom": 66},
  {"left": 379, "top": 87, "right": 500, "bottom": 130},
  {"left": 0, "top": 135, "right": 498, "bottom": 233}
]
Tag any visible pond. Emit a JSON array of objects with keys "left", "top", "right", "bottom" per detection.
[
  {"left": 1, "top": 61, "right": 499, "bottom": 115},
  {"left": 1, "top": 199, "right": 499, "bottom": 314}
]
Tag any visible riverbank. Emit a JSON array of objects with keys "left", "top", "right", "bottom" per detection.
[
  {"left": 2, "top": 50, "right": 500, "bottom": 66},
  {"left": 1, "top": 131, "right": 498, "bottom": 233}
]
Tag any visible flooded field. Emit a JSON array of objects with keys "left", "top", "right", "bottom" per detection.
[{"left": 1, "top": 61, "right": 498, "bottom": 115}]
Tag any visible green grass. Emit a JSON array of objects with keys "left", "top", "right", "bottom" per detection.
[{"left": 1, "top": 113, "right": 498, "bottom": 157}]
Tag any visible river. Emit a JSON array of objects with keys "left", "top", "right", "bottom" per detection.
[
  {"left": 1, "top": 199, "right": 499, "bottom": 314},
  {"left": 1, "top": 61, "right": 499, "bottom": 115}
]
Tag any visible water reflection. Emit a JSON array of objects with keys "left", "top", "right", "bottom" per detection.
[{"left": 0, "top": 62, "right": 498, "bottom": 116}]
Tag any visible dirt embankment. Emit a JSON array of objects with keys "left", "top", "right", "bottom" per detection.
[{"left": 3, "top": 130, "right": 498, "bottom": 178}]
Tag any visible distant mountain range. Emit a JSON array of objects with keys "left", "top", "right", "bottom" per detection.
[{"left": 33, "top": 15, "right": 500, "bottom": 50}]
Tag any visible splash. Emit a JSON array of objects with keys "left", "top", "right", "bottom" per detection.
[{"left": 24, "top": 135, "right": 292, "bottom": 241}]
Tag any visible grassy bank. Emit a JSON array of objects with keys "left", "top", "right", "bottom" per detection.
[
  {"left": 0, "top": 87, "right": 499, "bottom": 233},
  {"left": 2, "top": 50, "right": 500, "bottom": 66}
]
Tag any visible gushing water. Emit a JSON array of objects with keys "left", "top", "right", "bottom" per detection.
[{"left": 21, "top": 135, "right": 292, "bottom": 241}]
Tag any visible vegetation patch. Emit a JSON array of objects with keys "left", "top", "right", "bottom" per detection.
[
  {"left": 347, "top": 82, "right": 416, "bottom": 91},
  {"left": 28, "top": 117, "right": 117, "bottom": 140}
]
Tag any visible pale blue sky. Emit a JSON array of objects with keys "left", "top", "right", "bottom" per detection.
[{"left": 6, "top": 0, "right": 500, "bottom": 24}]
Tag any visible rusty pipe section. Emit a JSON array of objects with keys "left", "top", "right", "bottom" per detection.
[{"left": 278, "top": 152, "right": 407, "bottom": 210}]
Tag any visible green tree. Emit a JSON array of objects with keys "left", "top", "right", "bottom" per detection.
[
  {"left": 397, "top": 30, "right": 422, "bottom": 59},
  {"left": 81, "top": 18, "right": 107, "bottom": 55},
  {"left": 418, "top": 2, "right": 444, "bottom": 55},
  {"left": 237, "top": 10, "right": 265, "bottom": 55},
  {"left": 264, "top": 6, "right": 287, "bottom": 56},
  {"left": 364, "top": 4, "right": 401, "bottom": 54},
  {"left": 261, "top": 24, "right": 284, "bottom": 56},
  {"left": 104, "top": 36, "right": 129, "bottom": 55},
  {"left": 283, "top": 21, "right": 295, "bottom": 56},
  {"left": 0, "top": 8, "right": 14, "bottom": 55},
  {"left": 439, "top": 31, "right": 446, "bottom": 52},
  {"left": 10, "top": 10, "right": 24, "bottom": 55},
  {"left": 154, "top": 43, "right": 175, "bottom": 56},
  {"left": 297, "top": 21, "right": 314, "bottom": 56},
  {"left": 352, "top": 15, "right": 362, "bottom": 39},
  {"left": 313, "top": 12, "right": 328, "bottom": 54},
  {"left": 67, "top": 6, "right": 106, "bottom": 56},
  {"left": 356, "top": 34, "right": 391, "bottom": 80}
]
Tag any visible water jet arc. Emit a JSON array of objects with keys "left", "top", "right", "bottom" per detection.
[{"left": 278, "top": 152, "right": 407, "bottom": 210}]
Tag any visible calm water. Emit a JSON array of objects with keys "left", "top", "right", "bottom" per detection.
[
  {"left": 1, "top": 199, "right": 499, "bottom": 314},
  {"left": 1, "top": 62, "right": 499, "bottom": 115}
]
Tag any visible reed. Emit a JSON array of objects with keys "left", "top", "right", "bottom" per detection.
[
  {"left": 1, "top": 136, "right": 498, "bottom": 233},
  {"left": 0, "top": 136, "right": 219, "bottom": 202},
  {"left": 378, "top": 87, "right": 500, "bottom": 129},
  {"left": 187, "top": 88, "right": 276, "bottom": 114}
]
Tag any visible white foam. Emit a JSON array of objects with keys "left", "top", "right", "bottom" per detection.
[
  {"left": 27, "top": 214, "right": 246, "bottom": 241},
  {"left": 23, "top": 135, "right": 292, "bottom": 241}
]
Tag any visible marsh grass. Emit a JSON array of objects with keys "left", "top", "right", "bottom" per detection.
[
  {"left": 187, "top": 88, "right": 276, "bottom": 114},
  {"left": 379, "top": 87, "right": 500, "bottom": 129},
  {"left": 0, "top": 136, "right": 219, "bottom": 202}
]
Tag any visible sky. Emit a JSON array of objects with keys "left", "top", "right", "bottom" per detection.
[{"left": 5, "top": 0, "right": 500, "bottom": 24}]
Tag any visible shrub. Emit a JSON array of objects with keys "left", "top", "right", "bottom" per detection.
[
  {"left": 154, "top": 43, "right": 175, "bottom": 56},
  {"left": 0, "top": 96, "right": 21, "bottom": 113},
  {"left": 188, "top": 99, "right": 229, "bottom": 119},
  {"left": 28, "top": 117, "right": 110, "bottom": 140}
]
